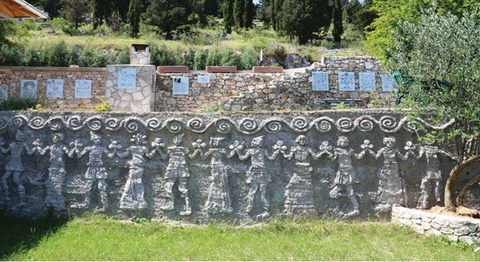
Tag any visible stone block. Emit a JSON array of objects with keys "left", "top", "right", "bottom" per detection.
[
  {"left": 206, "top": 66, "right": 237, "bottom": 73},
  {"left": 252, "top": 66, "right": 284, "bottom": 73},
  {"left": 158, "top": 66, "right": 189, "bottom": 73}
]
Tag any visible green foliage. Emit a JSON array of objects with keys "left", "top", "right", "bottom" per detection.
[
  {"left": 0, "top": 98, "right": 40, "bottom": 111},
  {"left": 127, "top": 0, "right": 142, "bottom": 37},
  {"left": 157, "top": 44, "right": 174, "bottom": 66},
  {"left": 45, "top": 41, "right": 69, "bottom": 67},
  {"left": 67, "top": 45, "right": 80, "bottom": 65},
  {"left": 223, "top": 0, "right": 234, "bottom": 33},
  {"left": 240, "top": 46, "right": 258, "bottom": 70},
  {"left": 143, "top": 0, "right": 193, "bottom": 40},
  {"left": 116, "top": 48, "right": 130, "bottom": 64},
  {"left": 78, "top": 46, "right": 107, "bottom": 67},
  {"left": 63, "top": 0, "right": 90, "bottom": 29},
  {"left": 279, "top": 0, "right": 332, "bottom": 44},
  {"left": 244, "top": 0, "right": 254, "bottom": 29},
  {"left": 93, "top": 100, "right": 112, "bottom": 111},
  {"left": 3, "top": 215, "right": 480, "bottom": 260},
  {"left": 234, "top": 0, "right": 245, "bottom": 28},
  {"left": 388, "top": 9, "right": 480, "bottom": 209},
  {"left": 194, "top": 49, "right": 207, "bottom": 70},
  {"left": 332, "top": 0, "right": 343, "bottom": 43},
  {"left": 206, "top": 47, "right": 222, "bottom": 66},
  {"left": 185, "top": 47, "right": 195, "bottom": 68},
  {"left": 22, "top": 46, "right": 42, "bottom": 66},
  {"left": 0, "top": 46, "right": 21, "bottom": 66},
  {"left": 220, "top": 47, "right": 240, "bottom": 67}
]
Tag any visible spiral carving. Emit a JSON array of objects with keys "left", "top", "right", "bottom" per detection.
[
  {"left": 28, "top": 116, "right": 47, "bottom": 130},
  {"left": 337, "top": 118, "right": 354, "bottom": 132},
  {"left": 265, "top": 120, "right": 282, "bottom": 133},
  {"left": 124, "top": 118, "right": 140, "bottom": 133},
  {"left": 146, "top": 118, "right": 162, "bottom": 132},
  {"left": 86, "top": 116, "right": 104, "bottom": 131},
  {"left": 66, "top": 115, "right": 83, "bottom": 130},
  {"left": 166, "top": 120, "right": 183, "bottom": 134},
  {"left": 11, "top": 116, "right": 26, "bottom": 128},
  {"left": 187, "top": 118, "right": 205, "bottom": 132},
  {"left": 358, "top": 119, "right": 374, "bottom": 132},
  {"left": 105, "top": 118, "right": 122, "bottom": 131},
  {"left": 315, "top": 119, "right": 333, "bottom": 133},
  {"left": 239, "top": 118, "right": 258, "bottom": 133},
  {"left": 216, "top": 119, "right": 233, "bottom": 134},
  {"left": 380, "top": 116, "right": 398, "bottom": 131},
  {"left": 291, "top": 117, "right": 309, "bottom": 132}
]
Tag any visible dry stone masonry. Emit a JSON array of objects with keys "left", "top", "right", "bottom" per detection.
[
  {"left": 392, "top": 206, "right": 480, "bottom": 245},
  {"left": 1, "top": 110, "right": 479, "bottom": 222}
]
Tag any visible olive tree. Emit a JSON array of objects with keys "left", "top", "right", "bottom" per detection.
[{"left": 388, "top": 9, "right": 480, "bottom": 211}]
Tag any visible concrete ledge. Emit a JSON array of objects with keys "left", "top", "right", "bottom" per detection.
[
  {"left": 158, "top": 66, "right": 189, "bottom": 73},
  {"left": 252, "top": 66, "right": 284, "bottom": 73},
  {"left": 392, "top": 206, "right": 480, "bottom": 245},
  {"left": 206, "top": 66, "right": 237, "bottom": 73}
]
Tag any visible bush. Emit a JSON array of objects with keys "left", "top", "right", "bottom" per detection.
[
  {"left": 206, "top": 47, "right": 222, "bottom": 66},
  {"left": 194, "top": 49, "right": 207, "bottom": 70},
  {"left": 185, "top": 47, "right": 195, "bottom": 68},
  {"left": 0, "top": 46, "right": 21, "bottom": 66},
  {"left": 146, "top": 40, "right": 160, "bottom": 66},
  {"left": 220, "top": 48, "right": 240, "bottom": 67},
  {"left": 158, "top": 44, "right": 174, "bottom": 66},
  {"left": 93, "top": 100, "right": 111, "bottom": 111},
  {"left": 67, "top": 45, "right": 80, "bottom": 65},
  {"left": 45, "top": 41, "right": 69, "bottom": 67},
  {"left": 0, "top": 97, "right": 39, "bottom": 111},
  {"left": 78, "top": 46, "right": 107, "bottom": 67},
  {"left": 116, "top": 48, "right": 130, "bottom": 64},
  {"left": 22, "top": 45, "right": 41, "bottom": 66},
  {"left": 240, "top": 46, "right": 259, "bottom": 70}
]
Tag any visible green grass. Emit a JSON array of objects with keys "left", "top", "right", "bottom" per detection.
[{"left": 2, "top": 214, "right": 479, "bottom": 261}]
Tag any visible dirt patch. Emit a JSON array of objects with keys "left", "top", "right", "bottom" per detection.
[{"left": 420, "top": 206, "right": 480, "bottom": 219}]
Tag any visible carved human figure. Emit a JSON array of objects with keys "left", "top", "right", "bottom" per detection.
[
  {"left": 1, "top": 130, "right": 35, "bottom": 205},
  {"left": 71, "top": 132, "right": 112, "bottom": 212},
  {"left": 34, "top": 133, "right": 71, "bottom": 211},
  {"left": 114, "top": 133, "right": 159, "bottom": 211},
  {"left": 326, "top": 137, "right": 368, "bottom": 218},
  {"left": 414, "top": 143, "right": 455, "bottom": 209},
  {"left": 162, "top": 134, "right": 200, "bottom": 216},
  {"left": 202, "top": 137, "right": 237, "bottom": 215},
  {"left": 230, "top": 136, "right": 280, "bottom": 218},
  {"left": 367, "top": 137, "right": 411, "bottom": 212},
  {"left": 282, "top": 135, "right": 319, "bottom": 215}
]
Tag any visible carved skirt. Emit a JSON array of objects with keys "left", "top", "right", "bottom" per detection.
[
  {"left": 85, "top": 166, "right": 108, "bottom": 180},
  {"left": 284, "top": 166, "right": 315, "bottom": 213},
  {"left": 334, "top": 167, "right": 358, "bottom": 186},
  {"left": 378, "top": 162, "right": 404, "bottom": 205},
  {"left": 120, "top": 165, "right": 146, "bottom": 210},
  {"left": 205, "top": 164, "right": 231, "bottom": 214},
  {"left": 246, "top": 167, "right": 270, "bottom": 184},
  {"left": 6, "top": 158, "right": 24, "bottom": 172}
]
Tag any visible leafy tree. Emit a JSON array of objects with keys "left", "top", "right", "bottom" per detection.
[
  {"left": 143, "top": 0, "right": 193, "bottom": 40},
  {"left": 332, "top": 0, "right": 343, "bottom": 43},
  {"left": 127, "top": 0, "right": 142, "bottom": 37},
  {"left": 0, "top": 22, "right": 15, "bottom": 47},
  {"left": 240, "top": 46, "right": 258, "bottom": 70},
  {"left": 30, "top": 0, "right": 63, "bottom": 18},
  {"left": 206, "top": 47, "right": 222, "bottom": 66},
  {"left": 233, "top": 0, "right": 245, "bottom": 28},
  {"left": 223, "top": 0, "right": 234, "bottom": 33},
  {"left": 351, "top": 0, "right": 376, "bottom": 33},
  {"left": 388, "top": 9, "right": 480, "bottom": 211},
  {"left": 204, "top": 0, "right": 220, "bottom": 16},
  {"left": 63, "top": 0, "right": 90, "bottom": 29},
  {"left": 367, "top": 0, "right": 480, "bottom": 59},
  {"left": 279, "top": 0, "right": 331, "bottom": 44},
  {"left": 244, "top": 0, "right": 254, "bottom": 29},
  {"left": 270, "top": 0, "right": 283, "bottom": 31},
  {"left": 92, "top": 0, "right": 111, "bottom": 29},
  {"left": 0, "top": 46, "right": 21, "bottom": 66},
  {"left": 220, "top": 47, "right": 240, "bottom": 67},
  {"left": 194, "top": 49, "right": 207, "bottom": 70},
  {"left": 345, "top": 0, "right": 361, "bottom": 24}
]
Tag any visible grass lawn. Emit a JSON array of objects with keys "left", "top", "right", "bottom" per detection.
[{"left": 1, "top": 214, "right": 479, "bottom": 261}]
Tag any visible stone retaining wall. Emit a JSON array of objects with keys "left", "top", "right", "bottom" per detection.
[
  {"left": 0, "top": 110, "right": 479, "bottom": 222},
  {"left": 392, "top": 206, "right": 480, "bottom": 245},
  {"left": 156, "top": 56, "right": 397, "bottom": 112},
  {"left": 0, "top": 67, "right": 105, "bottom": 110}
]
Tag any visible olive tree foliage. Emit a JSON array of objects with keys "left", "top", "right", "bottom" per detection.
[{"left": 388, "top": 9, "right": 480, "bottom": 211}]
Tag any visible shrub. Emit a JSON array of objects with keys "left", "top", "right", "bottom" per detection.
[
  {"left": 206, "top": 47, "right": 222, "bottom": 66},
  {"left": 146, "top": 40, "right": 160, "bottom": 66},
  {"left": 240, "top": 46, "right": 259, "bottom": 70},
  {"left": 67, "top": 45, "right": 80, "bottom": 65},
  {"left": 116, "top": 48, "right": 130, "bottom": 64},
  {"left": 194, "top": 49, "right": 207, "bottom": 70},
  {"left": 185, "top": 47, "right": 195, "bottom": 68},
  {"left": 45, "top": 41, "right": 69, "bottom": 67},
  {"left": 93, "top": 99, "right": 111, "bottom": 111},
  {"left": 0, "top": 97, "right": 39, "bottom": 111},
  {"left": 158, "top": 44, "right": 174, "bottom": 66},
  {"left": 220, "top": 47, "right": 240, "bottom": 67},
  {"left": 22, "top": 46, "right": 41, "bottom": 66},
  {"left": 0, "top": 46, "right": 21, "bottom": 66},
  {"left": 78, "top": 46, "right": 107, "bottom": 67}
]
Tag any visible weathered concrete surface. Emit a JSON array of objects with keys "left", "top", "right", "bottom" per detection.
[
  {"left": 0, "top": 109, "right": 479, "bottom": 222},
  {"left": 392, "top": 206, "right": 480, "bottom": 245}
]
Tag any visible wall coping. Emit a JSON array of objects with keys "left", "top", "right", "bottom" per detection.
[
  {"left": 393, "top": 206, "right": 480, "bottom": 224},
  {"left": 0, "top": 66, "right": 106, "bottom": 72}
]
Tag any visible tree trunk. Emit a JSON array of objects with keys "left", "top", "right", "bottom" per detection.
[
  {"left": 456, "top": 173, "right": 480, "bottom": 207},
  {"left": 444, "top": 163, "right": 467, "bottom": 211}
]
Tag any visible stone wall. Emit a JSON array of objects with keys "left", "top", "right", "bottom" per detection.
[
  {"left": 156, "top": 56, "right": 396, "bottom": 112},
  {"left": 0, "top": 67, "right": 105, "bottom": 110},
  {"left": 392, "top": 206, "right": 480, "bottom": 245},
  {"left": 0, "top": 110, "right": 479, "bottom": 222}
]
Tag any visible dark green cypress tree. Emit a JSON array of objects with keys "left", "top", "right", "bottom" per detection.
[
  {"left": 143, "top": 0, "right": 193, "bottom": 40},
  {"left": 204, "top": 0, "right": 220, "bottom": 16},
  {"left": 127, "top": 0, "right": 142, "bottom": 37},
  {"left": 332, "top": 0, "right": 343, "bottom": 43},
  {"left": 223, "top": 0, "right": 234, "bottom": 33},
  {"left": 233, "top": 0, "right": 245, "bottom": 28},
  {"left": 243, "top": 0, "right": 254, "bottom": 29}
]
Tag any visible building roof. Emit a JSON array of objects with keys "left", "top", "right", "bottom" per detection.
[{"left": 0, "top": 0, "right": 48, "bottom": 21}]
